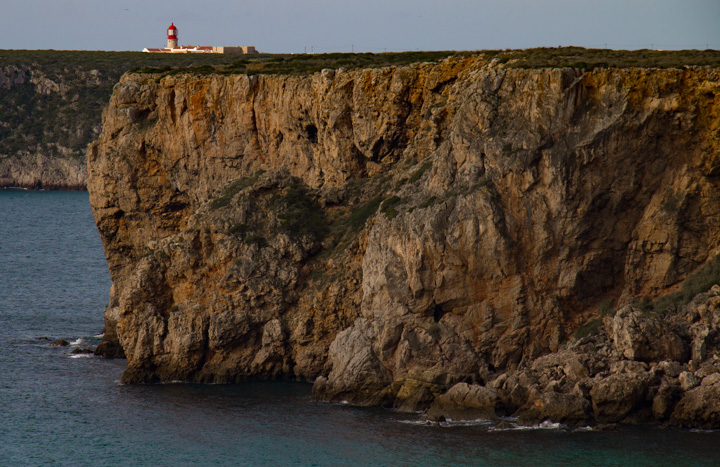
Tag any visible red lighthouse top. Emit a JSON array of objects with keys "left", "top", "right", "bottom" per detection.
[{"left": 167, "top": 23, "right": 178, "bottom": 39}]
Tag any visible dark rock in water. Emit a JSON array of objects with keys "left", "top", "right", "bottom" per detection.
[
  {"left": 36, "top": 337, "right": 51, "bottom": 341},
  {"left": 50, "top": 339, "right": 69, "bottom": 347},
  {"left": 493, "top": 420, "right": 515, "bottom": 430},
  {"left": 671, "top": 374, "right": 720, "bottom": 428},
  {"left": 94, "top": 340, "right": 126, "bottom": 359},
  {"left": 71, "top": 348, "right": 94, "bottom": 354},
  {"left": 517, "top": 391, "right": 593, "bottom": 427}
]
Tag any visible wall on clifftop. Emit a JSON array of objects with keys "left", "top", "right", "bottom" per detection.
[{"left": 88, "top": 57, "right": 720, "bottom": 412}]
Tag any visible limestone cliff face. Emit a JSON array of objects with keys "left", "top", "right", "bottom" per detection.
[
  {"left": 88, "top": 58, "right": 720, "bottom": 419},
  {"left": 0, "top": 64, "right": 98, "bottom": 189}
]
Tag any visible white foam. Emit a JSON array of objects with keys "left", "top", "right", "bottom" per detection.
[
  {"left": 70, "top": 338, "right": 85, "bottom": 346},
  {"left": 94, "top": 333, "right": 104, "bottom": 338},
  {"left": 398, "top": 420, "right": 436, "bottom": 426},
  {"left": 398, "top": 418, "right": 495, "bottom": 428},
  {"left": 511, "top": 421, "right": 564, "bottom": 431},
  {"left": 444, "top": 418, "right": 495, "bottom": 428},
  {"left": 69, "top": 353, "right": 93, "bottom": 359}
]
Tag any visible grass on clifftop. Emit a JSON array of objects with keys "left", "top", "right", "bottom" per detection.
[
  {"left": 135, "top": 51, "right": 461, "bottom": 77},
  {"left": 491, "top": 46, "right": 720, "bottom": 70},
  {"left": 128, "top": 47, "right": 720, "bottom": 77}
]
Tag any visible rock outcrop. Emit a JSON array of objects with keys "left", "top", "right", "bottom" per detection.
[{"left": 88, "top": 55, "right": 720, "bottom": 427}]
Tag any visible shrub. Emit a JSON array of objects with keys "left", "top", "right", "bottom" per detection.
[
  {"left": 227, "top": 223, "right": 250, "bottom": 238},
  {"left": 661, "top": 189, "right": 682, "bottom": 215},
  {"left": 209, "top": 170, "right": 265, "bottom": 210},
  {"left": 574, "top": 318, "right": 603, "bottom": 340},
  {"left": 380, "top": 196, "right": 402, "bottom": 218},
  {"left": 408, "top": 161, "right": 433, "bottom": 183},
  {"left": 246, "top": 234, "right": 268, "bottom": 248},
  {"left": 428, "top": 323, "right": 442, "bottom": 340},
  {"left": 420, "top": 196, "right": 438, "bottom": 209},
  {"left": 347, "top": 196, "right": 383, "bottom": 232},
  {"left": 273, "top": 183, "right": 327, "bottom": 240}
]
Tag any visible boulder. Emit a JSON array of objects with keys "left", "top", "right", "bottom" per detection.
[
  {"left": 50, "top": 339, "right": 69, "bottom": 347},
  {"left": 671, "top": 376, "right": 720, "bottom": 428},
  {"left": 654, "top": 360, "right": 684, "bottom": 378},
  {"left": 312, "top": 320, "right": 392, "bottom": 406},
  {"left": 606, "top": 306, "right": 689, "bottom": 363},
  {"left": 517, "top": 391, "right": 592, "bottom": 426},
  {"left": 489, "top": 371, "right": 539, "bottom": 413},
  {"left": 94, "top": 339, "right": 126, "bottom": 358},
  {"left": 678, "top": 371, "right": 700, "bottom": 391},
  {"left": 590, "top": 371, "right": 654, "bottom": 423},
  {"left": 426, "top": 382, "right": 499, "bottom": 420},
  {"left": 531, "top": 349, "right": 589, "bottom": 383}
]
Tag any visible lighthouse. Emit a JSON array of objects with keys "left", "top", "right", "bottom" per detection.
[
  {"left": 143, "top": 22, "right": 258, "bottom": 54},
  {"left": 167, "top": 23, "right": 178, "bottom": 49}
]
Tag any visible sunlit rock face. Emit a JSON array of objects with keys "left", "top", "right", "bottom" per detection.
[{"left": 88, "top": 58, "right": 720, "bottom": 426}]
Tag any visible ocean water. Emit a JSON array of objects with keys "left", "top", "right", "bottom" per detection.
[{"left": 2, "top": 189, "right": 720, "bottom": 466}]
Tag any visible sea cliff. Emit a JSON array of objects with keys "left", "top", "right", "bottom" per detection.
[
  {"left": 0, "top": 50, "right": 250, "bottom": 189},
  {"left": 88, "top": 53, "right": 720, "bottom": 427}
]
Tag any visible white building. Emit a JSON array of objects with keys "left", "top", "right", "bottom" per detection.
[{"left": 143, "top": 23, "right": 258, "bottom": 54}]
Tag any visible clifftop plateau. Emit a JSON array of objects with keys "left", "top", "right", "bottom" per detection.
[{"left": 88, "top": 50, "right": 720, "bottom": 427}]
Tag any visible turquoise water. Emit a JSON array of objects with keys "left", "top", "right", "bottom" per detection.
[{"left": 2, "top": 189, "right": 720, "bottom": 466}]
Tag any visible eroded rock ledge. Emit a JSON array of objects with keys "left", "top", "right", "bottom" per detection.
[
  {"left": 87, "top": 56, "right": 720, "bottom": 428},
  {"left": 425, "top": 287, "right": 720, "bottom": 428}
]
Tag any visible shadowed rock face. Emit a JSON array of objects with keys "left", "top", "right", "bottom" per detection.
[{"left": 88, "top": 56, "right": 720, "bottom": 423}]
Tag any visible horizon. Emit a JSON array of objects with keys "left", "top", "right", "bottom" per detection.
[{"left": 1, "top": 1, "right": 719, "bottom": 54}]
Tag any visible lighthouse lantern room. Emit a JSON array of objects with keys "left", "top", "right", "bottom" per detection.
[{"left": 167, "top": 23, "right": 178, "bottom": 49}]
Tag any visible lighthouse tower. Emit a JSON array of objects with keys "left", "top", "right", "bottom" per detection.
[{"left": 167, "top": 23, "right": 178, "bottom": 49}]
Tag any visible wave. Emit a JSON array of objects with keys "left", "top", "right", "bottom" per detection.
[
  {"left": 490, "top": 419, "right": 572, "bottom": 432},
  {"left": 399, "top": 418, "right": 496, "bottom": 429}
]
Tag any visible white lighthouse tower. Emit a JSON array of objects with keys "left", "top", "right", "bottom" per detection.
[{"left": 167, "top": 23, "right": 178, "bottom": 49}]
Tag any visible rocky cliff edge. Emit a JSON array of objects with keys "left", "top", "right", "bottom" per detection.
[{"left": 88, "top": 55, "right": 720, "bottom": 427}]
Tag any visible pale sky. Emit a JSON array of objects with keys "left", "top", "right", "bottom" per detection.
[{"left": 1, "top": 0, "right": 719, "bottom": 53}]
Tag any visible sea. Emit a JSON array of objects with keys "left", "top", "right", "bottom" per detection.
[{"left": 2, "top": 188, "right": 720, "bottom": 466}]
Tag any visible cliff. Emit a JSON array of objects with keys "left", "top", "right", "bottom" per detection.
[
  {"left": 0, "top": 50, "right": 253, "bottom": 190},
  {"left": 88, "top": 53, "right": 720, "bottom": 427}
]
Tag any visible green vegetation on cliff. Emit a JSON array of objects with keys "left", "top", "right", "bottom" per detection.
[{"left": 132, "top": 47, "right": 720, "bottom": 77}]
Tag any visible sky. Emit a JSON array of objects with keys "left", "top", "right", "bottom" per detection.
[{"left": 1, "top": 0, "right": 719, "bottom": 53}]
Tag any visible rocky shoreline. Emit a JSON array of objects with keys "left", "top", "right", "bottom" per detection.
[
  {"left": 0, "top": 154, "right": 87, "bottom": 190},
  {"left": 422, "top": 285, "right": 720, "bottom": 428}
]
